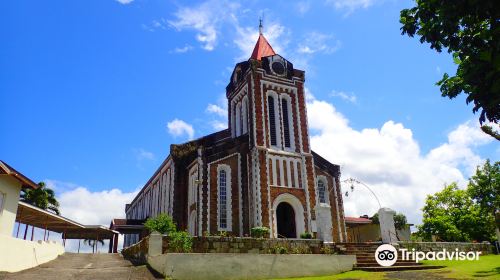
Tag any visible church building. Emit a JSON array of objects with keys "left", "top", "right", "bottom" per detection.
[{"left": 123, "top": 26, "right": 347, "bottom": 247}]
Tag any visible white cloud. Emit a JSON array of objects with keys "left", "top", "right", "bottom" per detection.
[
  {"left": 325, "top": 0, "right": 377, "bottom": 13},
  {"left": 210, "top": 120, "right": 228, "bottom": 130},
  {"left": 170, "top": 45, "right": 194, "bottom": 54},
  {"left": 296, "top": 1, "right": 311, "bottom": 15},
  {"left": 116, "top": 0, "right": 133, "bottom": 4},
  {"left": 134, "top": 148, "right": 155, "bottom": 161},
  {"left": 168, "top": 0, "right": 240, "bottom": 51},
  {"left": 206, "top": 104, "right": 227, "bottom": 117},
  {"left": 205, "top": 94, "right": 229, "bottom": 131},
  {"left": 59, "top": 187, "right": 137, "bottom": 226},
  {"left": 44, "top": 181, "right": 139, "bottom": 253},
  {"left": 330, "top": 90, "right": 357, "bottom": 103},
  {"left": 306, "top": 94, "right": 492, "bottom": 226},
  {"left": 297, "top": 32, "right": 341, "bottom": 54},
  {"left": 167, "top": 119, "right": 195, "bottom": 140},
  {"left": 142, "top": 18, "right": 168, "bottom": 32}
]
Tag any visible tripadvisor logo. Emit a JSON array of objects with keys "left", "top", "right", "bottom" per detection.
[
  {"left": 375, "top": 244, "right": 398, "bottom": 267},
  {"left": 374, "top": 244, "right": 482, "bottom": 267}
]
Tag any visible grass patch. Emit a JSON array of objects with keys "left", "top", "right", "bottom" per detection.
[
  {"left": 271, "top": 270, "right": 386, "bottom": 280},
  {"left": 421, "top": 254, "right": 500, "bottom": 279}
]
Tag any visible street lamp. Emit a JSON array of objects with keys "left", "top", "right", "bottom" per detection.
[{"left": 342, "top": 178, "right": 382, "bottom": 209}]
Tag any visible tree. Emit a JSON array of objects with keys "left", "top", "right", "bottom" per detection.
[
  {"left": 468, "top": 160, "right": 500, "bottom": 238},
  {"left": 400, "top": 1, "right": 500, "bottom": 140},
  {"left": 418, "top": 183, "right": 495, "bottom": 242},
  {"left": 144, "top": 214, "right": 176, "bottom": 234},
  {"left": 20, "top": 181, "right": 60, "bottom": 240},
  {"left": 84, "top": 239, "right": 105, "bottom": 254},
  {"left": 371, "top": 212, "right": 408, "bottom": 231},
  {"left": 20, "top": 182, "right": 60, "bottom": 214}
]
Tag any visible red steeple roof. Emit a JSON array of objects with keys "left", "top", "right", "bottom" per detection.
[{"left": 250, "top": 34, "right": 276, "bottom": 60}]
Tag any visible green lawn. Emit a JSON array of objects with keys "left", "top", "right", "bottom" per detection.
[
  {"left": 420, "top": 254, "right": 500, "bottom": 279},
  {"left": 271, "top": 270, "right": 386, "bottom": 280},
  {"left": 274, "top": 254, "right": 500, "bottom": 280}
]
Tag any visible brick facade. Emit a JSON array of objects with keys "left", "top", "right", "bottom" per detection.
[{"left": 123, "top": 34, "right": 346, "bottom": 247}]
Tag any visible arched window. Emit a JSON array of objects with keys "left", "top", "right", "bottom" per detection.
[
  {"left": 217, "top": 165, "right": 232, "bottom": 231},
  {"left": 242, "top": 97, "right": 248, "bottom": 134},
  {"left": 318, "top": 180, "right": 326, "bottom": 204},
  {"left": 235, "top": 102, "right": 242, "bottom": 137},
  {"left": 219, "top": 169, "right": 228, "bottom": 229},
  {"left": 268, "top": 95, "right": 277, "bottom": 146}
]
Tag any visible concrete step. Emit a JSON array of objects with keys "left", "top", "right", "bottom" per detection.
[
  {"left": 354, "top": 265, "right": 445, "bottom": 272},
  {"left": 355, "top": 262, "right": 422, "bottom": 267}
]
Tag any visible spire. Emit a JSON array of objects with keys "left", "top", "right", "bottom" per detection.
[
  {"left": 250, "top": 19, "right": 276, "bottom": 60},
  {"left": 259, "top": 18, "right": 263, "bottom": 35}
]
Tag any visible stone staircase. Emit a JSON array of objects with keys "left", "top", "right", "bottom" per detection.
[{"left": 338, "top": 243, "right": 445, "bottom": 272}]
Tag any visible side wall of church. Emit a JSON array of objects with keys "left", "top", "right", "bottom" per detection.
[
  {"left": 314, "top": 166, "right": 347, "bottom": 242},
  {"left": 124, "top": 157, "right": 175, "bottom": 246}
]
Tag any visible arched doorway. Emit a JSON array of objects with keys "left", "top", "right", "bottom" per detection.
[{"left": 276, "top": 202, "right": 296, "bottom": 238}]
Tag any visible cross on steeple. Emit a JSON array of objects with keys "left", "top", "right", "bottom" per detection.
[{"left": 259, "top": 18, "right": 263, "bottom": 35}]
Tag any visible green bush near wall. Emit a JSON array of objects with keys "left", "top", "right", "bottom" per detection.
[{"left": 251, "top": 227, "right": 270, "bottom": 238}]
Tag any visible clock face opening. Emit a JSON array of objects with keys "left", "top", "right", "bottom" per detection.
[{"left": 271, "top": 61, "right": 285, "bottom": 75}]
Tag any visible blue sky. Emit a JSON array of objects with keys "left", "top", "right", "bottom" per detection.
[{"left": 1, "top": 0, "right": 497, "bottom": 231}]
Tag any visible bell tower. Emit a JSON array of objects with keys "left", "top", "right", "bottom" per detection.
[{"left": 225, "top": 26, "right": 317, "bottom": 237}]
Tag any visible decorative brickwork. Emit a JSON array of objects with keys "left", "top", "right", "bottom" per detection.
[{"left": 122, "top": 33, "right": 347, "bottom": 246}]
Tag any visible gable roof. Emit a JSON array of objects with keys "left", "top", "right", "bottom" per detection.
[
  {"left": 0, "top": 160, "right": 39, "bottom": 189},
  {"left": 250, "top": 34, "right": 276, "bottom": 60}
]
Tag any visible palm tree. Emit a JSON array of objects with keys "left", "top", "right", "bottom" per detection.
[
  {"left": 84, "top": 239, "right": 105, "bottom": 253},
  {"left": 20, "top": 182, "right": 60, "bottom": 240},
  {"left": 20, "top": 182, "right": 60, "bottom": 214}
]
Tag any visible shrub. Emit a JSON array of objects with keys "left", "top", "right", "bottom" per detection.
[
  {"left": 169, "top": 231, "right": 193, "bottom": 253},
  {"left": 291, "top": 245, "right": 312, "bottom": 254},
  {"left": 300, "top": 232, "right": 312, "bottom": 239},
  {"left": 269, "top": 244, "right": 288, "bottom": 254},
  {"left": 320, "top": 246, "right": 335, "bottom": 254},
  {"left": 144, "top": 214, "right": 176, "bottom": 234},
  {"left": 251, "top": 227, "right": 270, "bottom": 238}
]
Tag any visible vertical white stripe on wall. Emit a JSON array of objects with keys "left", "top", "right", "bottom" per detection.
[
  {"left": 279, "top": 159, "right": 285, "bottom": 186},
  {"left": 286, "top": 160, "right": 292, "bottom": 188}
]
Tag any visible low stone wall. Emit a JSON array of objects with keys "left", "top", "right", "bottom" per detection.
[
  {"left": 121, "top": 235, "right": 149, "bottom": 263},
  {"left": 169, "top": 236, "right": 328, "bottom": 254},
  {"left": 398, "top": 241, "right": 493, "bottom": 254},
  {"left": 148, "top": 253, "right": 356, "bottom": 280},
  {"left": 0, "top": 235, "right": 64, "bottom": 272}
]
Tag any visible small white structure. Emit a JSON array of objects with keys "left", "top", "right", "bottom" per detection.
[
  {"left": 315, "top": 205, "right": 333, "bottom": 242},
  {"left": 0, "top": 161, "right": 64, "bottom": 272},
  {"left": 0, "top": 161, "right": 39, "bottom": 236},
  {"left": 378, "top": 207, "right": 397, "bottom": 244}
]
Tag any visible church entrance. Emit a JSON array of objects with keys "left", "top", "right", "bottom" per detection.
[{"left": 276, "top": 202, "right": 296, "bottom": 238}]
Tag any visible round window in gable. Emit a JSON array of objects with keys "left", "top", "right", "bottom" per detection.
[{"left": 271, "top": 61, "right": 285, "bottom": 76}]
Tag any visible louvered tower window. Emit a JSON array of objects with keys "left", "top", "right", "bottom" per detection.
[
  {"left": 282, "top": 98, "right": 291, "bottom": 148},
  {"left": 268, "top": 95, "right": 277, "bottom": 146}
]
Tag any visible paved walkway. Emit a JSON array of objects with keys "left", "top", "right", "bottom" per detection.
[{"left": 0, "top": 253, "right": 161, "bottom": 280}]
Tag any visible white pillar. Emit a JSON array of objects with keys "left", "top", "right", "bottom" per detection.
[
  {"left": 378, "top": 207, "right": 397, "bottom": 244},
  {"left": 315, "top": 205, "right": 333, "bottom": 242},
  {"left": 148, "top": 232, "right": 163, "bottom": 256}
]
